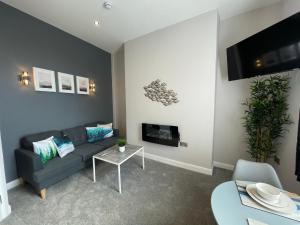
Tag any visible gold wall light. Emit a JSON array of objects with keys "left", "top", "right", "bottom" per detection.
[
  {"left": 89, "top": 80, "right": 96, "bottom": 94},
  {"left": 255, "top": 59, "right": 263, "bottom": 68},
  {"left": 18, "top": 71, "right": 30, "bottom": 86}
]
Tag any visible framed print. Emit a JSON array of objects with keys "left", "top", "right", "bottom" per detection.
[
  {"left": 76, "top": 76, "right": 89, "bottom": 95},
  {"left": 58, "top": 72, "right": 75, "bottom": 94},
  {"left": 33, "top": 67, "right": 56, "bottom": 92}
]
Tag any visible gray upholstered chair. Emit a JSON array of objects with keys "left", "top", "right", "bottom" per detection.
[{"left": 232, "top": 159, "right": 283, "bottom": 189}]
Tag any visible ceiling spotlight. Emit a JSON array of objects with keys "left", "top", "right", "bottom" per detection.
[
  {"left": 103, "top": 1, "right": 112, "bottom": 9},
  {"left": 94, "top": 20, "right": 100, "bottom": 26}
]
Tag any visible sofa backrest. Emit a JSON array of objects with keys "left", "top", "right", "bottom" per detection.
[
  {"left": 62, "top": 126, "right": 87, "bottom": 146},
  {"left": 19, "top": 121, "right": 107, "bottom": 150},
  {"left": 20, "top": 130, "right": 62, "bottom": 151},
  {"left": 84, "top": 121, "right": 106, "bottom": 127}
]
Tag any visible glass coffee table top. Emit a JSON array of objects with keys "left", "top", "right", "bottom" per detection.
[{"left": 93, "top": 144, "right": 143, "bottom": 165}]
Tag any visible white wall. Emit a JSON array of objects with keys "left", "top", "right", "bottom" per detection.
[
  {"left": 125, "top": 11, "right": 219, "bottom": 174},
  {"left": 112, "top": 46, "right": 127, "bottom": 137},
  {"left": 282, "top": 0, "right": 300, "bottom": 16},
  {"left": 214, "top": 1, "right": 300, "bottom": 193},
  {"left": 0, "top": 132, "right": 11, "bottom": 221}
]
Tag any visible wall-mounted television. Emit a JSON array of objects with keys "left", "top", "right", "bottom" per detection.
[{"left": 227, "top": 12, "right": 300, "bottom": 81}]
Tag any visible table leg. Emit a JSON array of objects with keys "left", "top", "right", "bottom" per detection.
[
  {"left": 93, "top": 157, "right": 96, "bottom": 183},
  {"left": 142, "top": 148, "right": 145, "bottom": 170},
  {"left": 118, "top": 165, "right": 122, "bottom": 194}
]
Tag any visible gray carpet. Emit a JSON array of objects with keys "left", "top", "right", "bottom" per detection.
[{"left": 2, "top": 157, "right": 231, "bottom": 225}]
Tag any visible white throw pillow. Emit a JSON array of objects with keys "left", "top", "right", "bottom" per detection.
[
  {"left": 97, "top": 123, "right": 113, "bottom": 129},
  {"left": 33, "top": 136, "right": 58, "bottom": 164}
]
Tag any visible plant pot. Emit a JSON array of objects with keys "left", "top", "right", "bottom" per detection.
[{"left": 119, "top": 146, "right": 125, "bottom": 152}]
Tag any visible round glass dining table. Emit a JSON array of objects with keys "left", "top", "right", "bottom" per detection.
[{"left": 211, "top": 181, "right": 299, "bottom": 225}]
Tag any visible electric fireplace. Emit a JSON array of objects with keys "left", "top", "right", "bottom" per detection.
[{"left": 142, "top": 123, "right": 180, "bottom": 147}]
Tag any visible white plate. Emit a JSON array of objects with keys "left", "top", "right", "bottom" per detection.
[
  {"left": 246, "top": 184, "right": 297, "bottom": 214},
  {"left": 253, "top": 188, "right": 288, "bottom": 208}
]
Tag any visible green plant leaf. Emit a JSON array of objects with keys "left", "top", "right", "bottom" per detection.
[{"left": 242, "top": 75, "right": 292, "bottom": 163}]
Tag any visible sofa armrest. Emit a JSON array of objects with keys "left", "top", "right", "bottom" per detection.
[
  {"left": 113, "top": 129, "right": 120, "bottom": 138},
  {"left": 15, "top": 149, "right": 43, "bottom": 178}
]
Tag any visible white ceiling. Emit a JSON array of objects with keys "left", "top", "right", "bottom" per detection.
[{"left": 2, "top": 0, "right": 280, "bottom": 53}]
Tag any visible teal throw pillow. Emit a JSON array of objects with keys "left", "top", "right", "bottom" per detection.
[
  {"left": 86, "top": 127, "right": 113, "bottom": 143},
  {"left": 97, "top": 123, "right": 113, "bottom": 139},
  {"left": 53, "top": 136, "right": 75, "bottom": 158}
]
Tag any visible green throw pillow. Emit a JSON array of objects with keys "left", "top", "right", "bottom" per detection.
[{"left": 33, "top": 136, "right": 58, "bottom": 164}]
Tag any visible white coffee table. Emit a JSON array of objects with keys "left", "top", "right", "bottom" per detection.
[{"left": 92, "top": 144, "right": 145, "bottom": 194}]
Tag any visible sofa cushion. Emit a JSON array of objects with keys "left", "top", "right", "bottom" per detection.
[
  {"left": 72, "top": 143, "right": 105, "bottom": 161},
  {"left": 97, "top": 124, "right": 113, "bottom": 139},
  {"left": 33, "top": 137, "right": 58, "bottom": 164},
  {"left": 21, "top": 130, "right": 62, "bottom": 151},
  {"left": 33, "top": 153, "right": 82, "bottom": 183},
  {"left": 53, "top": 136, "right": 75, "bottom": 158},
  {"left": 94, "top": 136, "right": 118, "bottom": 149},
  {"left": 86, "top": 127, "right": 104, "bottom": 143},
  {"left": 84, "top": 121, "right": 106, "bottom": 127},
  {"left": 62, "top": 126, "right": 87, "bottom": 146},
  {"left": 86, "top": 127, "right": 114, "bottom": 143}
]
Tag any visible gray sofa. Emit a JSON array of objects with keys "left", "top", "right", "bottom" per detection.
[{"left": 15, "top": 121, "right": 119, "bottom": 199}]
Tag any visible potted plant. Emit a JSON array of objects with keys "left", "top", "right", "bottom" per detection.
[
  {"left": 118, "top": 138, "right": 126, "bottom": 152},
  {"left": 242, "top": 75, "right": 292, "bottom": 163}
]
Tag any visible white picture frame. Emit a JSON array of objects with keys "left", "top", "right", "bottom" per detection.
[
  {"left": 76, "top": 76, "right": 89, "bottom": 95},
  {"left": 33, "top": 67, "right": 56, "bottom": 92},
  {"left": 58, "top": 72, "right": 75, "bottom": 94}
]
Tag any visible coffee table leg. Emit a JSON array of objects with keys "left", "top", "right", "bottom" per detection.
[
  {"left": 93, "top": 157, "right": 96, "bottom": 183},
  {"left": 118, "top": 165, "right": 122, "bottom": 194},
  {"left": 142, "top": 148, "right": 145, "bottom": 170}
]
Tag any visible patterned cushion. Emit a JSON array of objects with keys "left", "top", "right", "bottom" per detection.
[
  {"left": 86, "top": 127, "right": 113, "bottom": 143},
  {"left": 33, "top": 137, "right": 58, "bottom": 164},
  {"left": 53, "top": 136, "right": 75, "bottom": 158},
  {"left": 97, "top": 123, "right": 113, "bottom": 138}
]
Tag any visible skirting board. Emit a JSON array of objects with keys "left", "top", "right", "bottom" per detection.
[
  {"left": 138, "top": 152, "right": 213, "bottom": 175},
  {"left": 6, "top": 178, "right": 22, "bottom": 190},
  {"left": 213, "top": 161, "right": 234, "bottom": 171},
  {"left": 0, "top": 204, "right": 11, "bottom": 222}
]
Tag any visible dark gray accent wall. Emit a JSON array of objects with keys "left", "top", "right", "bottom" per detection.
[{"left": 0, "top": 2, "right": 113, "bottom": 182}]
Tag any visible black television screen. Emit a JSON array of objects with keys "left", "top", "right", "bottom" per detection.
[{"left": 227, "top": 12, "right": 300, "bottom": 81}]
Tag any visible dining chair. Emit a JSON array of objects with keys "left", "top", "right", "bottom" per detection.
[{"left": 232, "top": 159, "right": 283, "bottom": 189}]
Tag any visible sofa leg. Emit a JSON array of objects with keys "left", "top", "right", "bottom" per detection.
[{"left": 39, "top": 189, "right": 46, "bottom": 199}]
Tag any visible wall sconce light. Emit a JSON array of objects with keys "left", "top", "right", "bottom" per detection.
[
  {"left": 89, "top": 80, "right": 96, "bottom": 94},
  {"left": 18, "top": 71, "right": 31, "bottom": 86},
  {"left": 255, "top": 59, "right": 263, "bottom": 68}
]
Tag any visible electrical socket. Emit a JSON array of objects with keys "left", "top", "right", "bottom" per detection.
[
  {"left": 180, "top": 142, "right": 188, "bottom": 147},
  {"left": 274, "top": 155, "right": 280, "bottom": 165}
]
